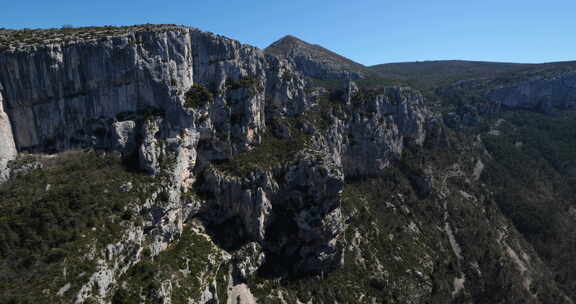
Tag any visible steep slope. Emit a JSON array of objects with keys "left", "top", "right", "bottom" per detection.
[
  {"left": 481, "top": 109, "right": 576, "bottom": 299},
  {"left": 431, "top": 62, "right": 576, "bottom": 301},
  {"left": 0, "top": 25, "right": 575, "bottom": 304},
  {"left": 265, "top": 35, "right": 368, "bottom": 79}
]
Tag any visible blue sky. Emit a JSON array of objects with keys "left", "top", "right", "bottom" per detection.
[{"left": 2, "top": 1, "right": 575, "bottom": 65}]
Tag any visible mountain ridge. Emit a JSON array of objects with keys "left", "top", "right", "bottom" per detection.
[{"left": 264, "top": 34, "right": 576, "bottom": 94}]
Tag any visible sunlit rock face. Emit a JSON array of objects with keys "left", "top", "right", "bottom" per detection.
[{"left": 0, "top": 87, "right": 17, "bottom": 182}]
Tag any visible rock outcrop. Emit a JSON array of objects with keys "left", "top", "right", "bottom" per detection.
[
  {"left": 0, "top": 26, "right": 312, "bottom": 154},
  {"left": 315, "top": 86, "right": 431, "bottom": 178},
  {"left": 487, "top": 71, "right": 576, "bottom": 112},
  {"left": 0, "top": 86, "right": 17, "bottom": 182}
]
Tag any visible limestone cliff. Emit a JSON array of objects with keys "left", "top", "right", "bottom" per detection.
[
  {"left": 487, "top": 71, "right": 576, "bottom": 112},
  {"left": 1, "top": 25, "right": 575, "bottom": 304},
  {"left": 0, "top": 25, "right": 314, "bottom": 303},
  {"left": 0, "top": 86, "right": 17, "bottom": 182}
]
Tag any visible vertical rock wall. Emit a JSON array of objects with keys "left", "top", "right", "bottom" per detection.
[{"left": 0, "top": 86, "right": 17, "bottom": 182}]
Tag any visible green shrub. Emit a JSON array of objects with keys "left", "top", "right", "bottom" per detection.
[
  {"left": 226, "top": 76, "right": 258, "bottom": 90},
  {"left": 184, "top": 83, "right": 213, "bottom": 109},
  {"left": 213, "top": 118, "right": 310, "bottom": 176}
]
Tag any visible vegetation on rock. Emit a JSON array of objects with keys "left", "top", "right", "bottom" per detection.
[
  {"left": 113, "top": 226, "right": 226, "bottom": 304},
  {"left": 184, "top": 83, "right": 214, "bottom": 109},
  {"left": 0, "top": 151, "right": 153, "bottom": 303},
  {"left": 0, "top": 24, "right": 190, "bottom": 48}
]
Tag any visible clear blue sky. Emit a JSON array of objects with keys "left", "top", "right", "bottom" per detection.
[{"left": 2, "top": 1, "right": 575, "bottom": 65}]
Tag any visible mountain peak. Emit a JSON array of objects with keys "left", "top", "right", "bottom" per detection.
[
  {"left": 265, "top": 35, "right": 310, "bottom": 56},
  {"left": 277, "top": 34, "right": 301, "bottom": 42},
  {"left": 265, "top": 35, "right": 367, "bottom": 79}
]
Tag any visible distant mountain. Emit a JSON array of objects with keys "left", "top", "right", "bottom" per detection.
[
  {"left": 369, "top": 60, "right": 534, "bottom": 90},
  {"left": 436, "top": 60, "right": 576, "bottom": 112},
  {"left": 370, "top": 60, "right": 576, "bottom": 91},
  {"left": 265, "top": 35, "right": 576, "bottom": 92},
  {"left": 265, "top": 35, "right": 369, "bottom": 79}
]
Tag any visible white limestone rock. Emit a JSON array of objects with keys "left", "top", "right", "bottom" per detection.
[{"left": 0, "top": 88, "right": 17, "bottom": 182}]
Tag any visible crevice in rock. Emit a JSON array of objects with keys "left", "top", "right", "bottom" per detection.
[{"left": 200, "top": 215, "right": 254, "bottom": 252}]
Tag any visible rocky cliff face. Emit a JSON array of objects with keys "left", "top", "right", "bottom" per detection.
[
  {"left": 0, "top": 26, "right": 299, "bottom": 153},
  {"left": 1, "top": 25, "right": 575, "bottom": 304},
  {"left": 0, "top": 25, "right": 314, "bottom": 303},
  {"left": 440, "top": 68, "right": 576, "bottom": 114},
  {"left": 0, "top": 86, "right": 17, "bottom": 182},
  {"left": 486, "top": 71, "right": 576, "bottom": 112}
]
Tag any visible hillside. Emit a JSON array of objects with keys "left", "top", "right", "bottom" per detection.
[
  {"left": 265, "top": 35, "right": 369, "bottom": 79},
  {"left": 370, "top": 60, "right": 576, "bottom": 91},
  {"left": 370, "top": 60, "right": 533, "bottom": 89}
]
